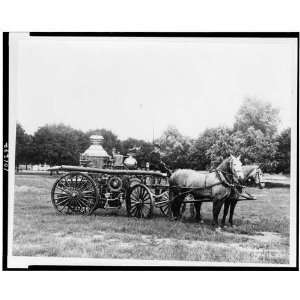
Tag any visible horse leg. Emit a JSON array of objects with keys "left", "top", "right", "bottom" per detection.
[
  {"left": 221, "top": 198, "right": 230, "bottom": 227},
  {"left": 194, "top": 202, "right": 203, "bottom": 223},
  {"left": 171, "top": 193, "right": 182, "bottom": 220},
  {"left": 212, "top": 200, "right": 224, "bottom": 227},
  {"left": 229, "top": 198, "right": 238, "bottom": 227}
]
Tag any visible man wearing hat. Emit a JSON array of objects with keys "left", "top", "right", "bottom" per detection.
[{"left": 149, "top": 143, "right": 171, "bottom": 176}]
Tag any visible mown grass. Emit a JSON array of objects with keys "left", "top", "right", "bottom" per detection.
[{"left": 12, "top": 174, "right": 290, "bottom": 264}]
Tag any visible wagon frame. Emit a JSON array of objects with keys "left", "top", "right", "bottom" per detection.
[{"left": 50, "top": 165, "right": 171, "bottom": 218}]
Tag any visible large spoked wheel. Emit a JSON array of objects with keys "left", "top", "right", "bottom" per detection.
[
  {"left": 51, "top": 172, "right": 99, "bottom": 215},
  {"left": 157, "top": 191, "right": 172, "bottom": 217},
  {"left": 127, "top": 184, "right": 153, "bottom": 218}
]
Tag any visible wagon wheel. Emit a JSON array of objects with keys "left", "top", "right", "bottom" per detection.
[
  {"left": 51, "top": 172, "right": 98, "bottom": 215},
  {"left": 157, "top": 191, "right": 172, "bottom": 217},
  {"left": 127, "top": 184, "right": 153, "bottom": 218}
]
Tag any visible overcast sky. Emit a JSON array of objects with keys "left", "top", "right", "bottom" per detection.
[{"left": 13, "top": 35, "right": 297, "bottom": 141}]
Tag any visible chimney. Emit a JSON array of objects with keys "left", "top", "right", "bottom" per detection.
[{"left": 80, "top": 135, "right": 110, "bottom": 168}]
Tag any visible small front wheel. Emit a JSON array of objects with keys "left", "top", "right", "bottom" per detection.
[
  {"left": 157, "top": 191, "right": 172, "bottom": 217},
  {"left": 126, "top": 184, "right": 153, "bottom": 218}
]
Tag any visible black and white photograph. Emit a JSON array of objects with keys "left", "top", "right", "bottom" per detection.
[{"left": 3, "top": 32, "right": 298, "bottom": 269}]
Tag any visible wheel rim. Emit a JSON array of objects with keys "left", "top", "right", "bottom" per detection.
[
  {"left": 51, "top": 173, "right": 98, "bottom": 215},
  {"left": 128, "top": 185, "right": 153, "bottom": 218}
]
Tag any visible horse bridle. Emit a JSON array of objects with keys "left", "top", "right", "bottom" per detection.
[
  {"left": 221, "top": 157, "right": 241, "bottom": 185},
  {"left": 255, "top": 168, "right": 263, "bottom": 184}
]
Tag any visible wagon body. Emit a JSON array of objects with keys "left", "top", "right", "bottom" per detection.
[{"left": 50, "top": 165, "right": 170, "bottom": 217}]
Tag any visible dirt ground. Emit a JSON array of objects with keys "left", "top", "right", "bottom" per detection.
[{"left": 12, "top": 174, "right": 290, "bottom": 264}]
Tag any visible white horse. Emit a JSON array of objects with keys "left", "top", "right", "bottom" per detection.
[{"left": 169, "top": 155, "right": 244, "bottom": 226}]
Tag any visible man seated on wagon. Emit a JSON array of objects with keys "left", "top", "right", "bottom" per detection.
[{"left": 149, "top": 143, "right": 171, "bottom": 176}]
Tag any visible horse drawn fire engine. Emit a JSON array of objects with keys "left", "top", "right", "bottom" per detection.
[
  {"left": 50, "top": 135, "right": 261, "bottom": 223},
  {"left": 50, "top": 135, "right": 170, "bottom": 217}
]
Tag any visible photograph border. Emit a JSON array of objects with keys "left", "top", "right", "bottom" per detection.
[{"left": 2, "top": 31, "right": 299, "bottom": 271}]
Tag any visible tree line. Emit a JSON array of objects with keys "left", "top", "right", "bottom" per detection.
[{"left": 16, "top": 98, "right": 291, "bottom": 174}]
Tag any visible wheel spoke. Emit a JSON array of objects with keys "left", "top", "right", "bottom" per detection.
[
  {"left": 130, "top": 195, "right": 139, "bottom": 203},
  {"left": 63, "top": 177, "right": 71, "bottom": 187},
  {"left": 75, "top": 198, "right": 84, "bottom": 210},
  {"left": 141, "top": 204, "right": 150, "bottom": 216},
  {"left": 130, "top": 201, "right": 139, "bottom": 208},
  {"left": 80, "top": 197, "right": 93, "bottom": 207},
  {"left": 131, "top": 190, "right": 139, "bottom": 202},
  {"left": 56, "top": 197, "right": 70, "bottom": 206},
  {"left": 58, "top": 201, "right": 69, "bottom": 212},
  {"left": 56, "top": 195, "right": 70, "bottom": 204},
  {"left": 80, "top": 178, "right": 89, "bottom": 192},
  {"left": 140, "top": 187, "right": 145, "bottom": 199},
  {"left": 55, "top": 186, "right": 70, "bottom": 193},
  {"left": 77, "top": 198, "right": 87, "bottom": 207},
  {"left": 135, "top": 206, "right": 141, "bottom": 218},
  {"left": 82, "top": 196, "right": 95, "bottom": 201},
  {"left": 130, "top": 204, "right": 137, "bottom": 213},
  {"left": 160, "top": 204, "right": 169, "bottom": 216},
  {"left": 131, "top": 205, "right": 138, "bottom": 216},
  {"left": 143, "top": 195, "right": 151, "bottom": 202},
  {"left": 54, "top": 191, "right": 68, "bottom": 196},
  {"left": 77, "top": 179, "right": 88, "bottom": 191},
  {"left": 81, "top": 190, "right": 95, "bottom": 194},
  {"left": 55, "top": 194, "right": 69, "bottom": 200},
  {"left": 58, "top": 181, "right": 70, "bottom": 190},
  {"left": 133, "top": 187, "right": 140, "bottom": 199}
]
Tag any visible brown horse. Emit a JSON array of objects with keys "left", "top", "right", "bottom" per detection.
[{"left": 169, "top": 155, "right": 244, "bottom": 227}]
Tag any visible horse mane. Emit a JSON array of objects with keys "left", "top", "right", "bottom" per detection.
[{"left": 216, "top": 157, "right": 231, "bottom": 173}]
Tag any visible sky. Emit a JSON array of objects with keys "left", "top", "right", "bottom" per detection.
[{"left": 13, "top": 34, "right": 297, "bottom": 141}]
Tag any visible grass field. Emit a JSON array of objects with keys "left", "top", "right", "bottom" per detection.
[{"left": 12, "top": 174, "right": 290, "bottom": 264}]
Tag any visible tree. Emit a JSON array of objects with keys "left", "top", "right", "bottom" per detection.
[
  {"left": 189, "top": 127, "right": 235, "bottom": 170},
  {"left": 32, "top": 124, "right": 86, "bottom": 165},
  {"left": 234, "top": 98, "right": 280, "bottom": 137},
  {"left": 275, "top": 128, "right": 291, "bottom": 174},
  {"left": 204, "top": 127, "right": 237, "bottom": 168},
  {"left": 232, "top": 127, "right": 278, "bottom": 172},
  {"left": 157, "top": 126, "right": 192, "bottom": 170},
  {"left": 15, "top": 123, "right": 34, "bottom": 170}
]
